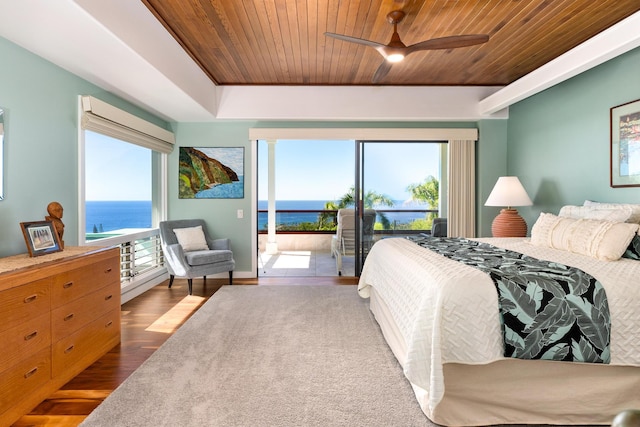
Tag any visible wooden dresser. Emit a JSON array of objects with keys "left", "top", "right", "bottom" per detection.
[{"left": 0, "top": 246, "right": 121, "bottom": 426}]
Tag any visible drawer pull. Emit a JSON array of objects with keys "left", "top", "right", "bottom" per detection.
[
  {"left": 24, "top": 330, "right": 38, "bottom": 341},
  {"left": 64, "top": 345, "right": 75, "bottom": 354},
  {"left": 24, "top": 294, "right": 38, "bottom": 303},
  {"left": 63, "top": 281, "right": 74, "bottom": 289},
  {"left": 105, "top": 268, "right": 112, "bottom": 273},
  {"left": 105, "top": 320, "right": 113, "bottom": 328},
  {"left": 105, "top": 294, "right": 113, "bottom": 301},
  {"left": 64, "top": 313, "right": 75, "bottom": 321},
  {"left": 24, "top": 367, "right": 38, "bottom": 379}
]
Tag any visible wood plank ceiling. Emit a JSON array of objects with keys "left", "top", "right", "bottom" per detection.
[{"left": 141, "top": 0, "right": 640, "bottom": 86}]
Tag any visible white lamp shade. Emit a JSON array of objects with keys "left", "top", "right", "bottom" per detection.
[{"left": 485, "top": 176, "right": 533, "bottom": 207}]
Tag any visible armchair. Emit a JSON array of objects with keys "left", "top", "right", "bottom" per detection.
[{"left": 159, "top": 219, "right": 235, "bottom": 295}]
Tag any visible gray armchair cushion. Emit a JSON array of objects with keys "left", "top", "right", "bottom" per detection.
[{"left": 185, "top": 249, "right": 234, "bottom": 266}]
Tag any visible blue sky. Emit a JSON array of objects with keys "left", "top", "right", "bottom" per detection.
[
  {"left": 258, "top": 140, "right": 442, "bottom": 201},
  {"left": 85, "top": 134, "right": 442, "bottom": 202},
  {"left": 85, "top": 131, "right": 151, "bottom": 201}
]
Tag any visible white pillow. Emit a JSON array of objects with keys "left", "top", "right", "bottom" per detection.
[
  {"left": 583, "top": 200, "right": 640, "bottom": 224},
  {"left": 558, "top": 205, "right": 634, "bottom": 222},
  {"left": 173, "top": 225, "right": 209, "bottom": 252},
  {"left": 530, "top": 212, "right": 557, "bottom": 247},
  {"left": 530, "top": 213, "right": 638, "bottom": 261}
]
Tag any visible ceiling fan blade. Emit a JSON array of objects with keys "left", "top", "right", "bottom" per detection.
[
  {"left": 324, "top": 32, "right": 386, "bottom": 50},
  {"left": 407, "top": 34, "right": 489, "bottom": 54},
  {"left": 372, "top": 60, "right": 393, "bottom": 84}
]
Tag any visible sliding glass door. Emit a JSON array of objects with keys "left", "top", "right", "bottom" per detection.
[
  {"left": 256, "top": 137, "right": 447, "bottom": 277},
  {"left": 355, "top": 140, "right": 447, "bottom": 274}
]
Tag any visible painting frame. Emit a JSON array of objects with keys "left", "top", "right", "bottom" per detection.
[
  {"left": 179, "top": 146, "right": 244, "bottom": 199},
  {"left": 20, "top": 220, "right": 63, "bottom": 257},
  {"left": 610, "top": 98, "right": 640, "bottom": 188}
]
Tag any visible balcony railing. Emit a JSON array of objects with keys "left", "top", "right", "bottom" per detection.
[{"left": 86, "top": 228, "right": 165, "bottom": 288}]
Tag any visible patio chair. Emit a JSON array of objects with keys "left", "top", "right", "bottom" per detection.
[
  {"left": 159, "top": 219, "right": 235, "bottom": 295},
  {"left": 331, "top": 209, "right": 376, "bottom": 276},
  {"left": 431, "top": 217, "right": 447, "bottom": 237}
]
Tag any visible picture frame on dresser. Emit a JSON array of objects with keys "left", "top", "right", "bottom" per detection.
[
  {"left": 20, "top": 220, "right": 63, "bottom": 257},
  {"left": 610, "top": 98, "right": 640, "bottom": 188}
]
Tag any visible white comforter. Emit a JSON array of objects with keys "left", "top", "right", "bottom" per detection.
[{"left": 357, "top": 237, "right": 640, "bottom": 413}]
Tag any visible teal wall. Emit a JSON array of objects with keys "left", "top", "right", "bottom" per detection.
[
  {"left": 507, "top": 46, "right": 640, "bottom": 228},
  {"left": 5, "top": 31, "right": 638, "bottom": 265},
  {"left": 0, "top": 37, "right": 170, "bottom": 257},
  {"left": 477, "top": 119, "right": 508, "bottom": 237},
  {"left": 171, "top": 121, "right": 493, "bottom": 272},
  {"left": 0, "top": 34, "right": 506, "bottom": 266}
]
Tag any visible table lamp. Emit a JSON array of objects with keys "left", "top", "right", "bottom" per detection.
[{"left": 485, "top": 176, "right": 533, "bottom": 237}]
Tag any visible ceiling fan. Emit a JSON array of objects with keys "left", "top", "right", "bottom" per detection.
[{"left": 325, "top": 10, "right": 489, "bottom": 83}]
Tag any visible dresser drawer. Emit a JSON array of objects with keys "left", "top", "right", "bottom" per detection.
[
  {"left": 0, "top": 278, "right": 50, "bottom": 333},
  {"left": 51, "top": 256, "right": 119, "bottom": 308},
  {"left": 51, "top": 285, "right": 120, "bottom": 342},
  {"left": 52, "top": 308, "right": 120, "bottom": 379},
  {"left": 0, "top": 313, "right": 50, "bottom": 372},
  {"left": 0, "top": 347, "right": 51, "bottom": 417}
]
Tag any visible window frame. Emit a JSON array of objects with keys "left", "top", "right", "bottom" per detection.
[{"left": 77, "top": 96, "right": 170, "bottom": 244}]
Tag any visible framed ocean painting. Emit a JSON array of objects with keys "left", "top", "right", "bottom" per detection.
[
  {"left": 179, "top": 147, "right": 244, "bottom": 199},
  {"left": 611, "top": 98, "right": 640, "bottom": 188}
]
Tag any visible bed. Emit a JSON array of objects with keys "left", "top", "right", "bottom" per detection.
[{"left": 358, "top": 203, "right": 640, "bottom": 426}]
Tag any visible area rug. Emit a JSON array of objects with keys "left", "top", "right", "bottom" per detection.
[{"left": 80, "top": 285, "right": 433, "bottom": 427}]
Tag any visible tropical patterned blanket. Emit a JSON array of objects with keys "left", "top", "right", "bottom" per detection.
[{"left": 407, "top": 236, "right": 611, "bottom": 363}]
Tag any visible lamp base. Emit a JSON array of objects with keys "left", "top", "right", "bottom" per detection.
[{"left": 491, "top": 208, "right": 528, "bottom": 237}]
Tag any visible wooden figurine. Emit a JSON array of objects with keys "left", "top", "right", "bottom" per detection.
[{"left": 46, "top": 201, "right": 65, "bottom": 249}]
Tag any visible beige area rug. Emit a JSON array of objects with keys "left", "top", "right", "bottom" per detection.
[{"left": 80, "top": 285, "right": 435, "bottom": 427}]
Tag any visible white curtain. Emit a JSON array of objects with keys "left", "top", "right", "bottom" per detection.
[{"left": 448, "top": 139, "right": 476, "bottom": 237}]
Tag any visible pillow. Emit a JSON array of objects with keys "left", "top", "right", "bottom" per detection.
[
  {"left": 583, "top": 200, "right": 640, "bottom": 224},
  {"left": 558, "top": 205, "right": 634, "bottom": 222},
  {"left": 623, "top": 233, "right": 640, "bottom": 260},
  {"left": 173, "top": 225, "right": 209, "bottom": 252},
  {"left": 530, "top": 212, "right": 557, "bottom": 247},
  {"left": 530, "top": 213, "right": 639, "bottom": 261}
]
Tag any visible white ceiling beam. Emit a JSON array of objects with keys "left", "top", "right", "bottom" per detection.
[
  {"left": 0, "top": 0, "right": 217, "bottom": 122},
  {"left": 217, "top": 86, "right": 506, "bottom": 121},
  {"left": 479, "top": 11, "right": 640, "bottom": 115}
]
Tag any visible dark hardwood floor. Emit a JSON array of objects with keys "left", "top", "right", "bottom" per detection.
[{"left": 11, "top": 276, "right": 357, "bottom": 427}]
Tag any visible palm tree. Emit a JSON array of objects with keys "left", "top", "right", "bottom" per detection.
[
  {"left": 406, "top": 175, "right": 439, "bottom": 220},
  {"left": 317, "top": 200, "right": 340, "bottom": 230},
  {"left": 319, "top": 186, "right": 395, "bottom": 229}
]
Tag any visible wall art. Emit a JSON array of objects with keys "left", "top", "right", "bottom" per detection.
[
  {"left": 611, "top": 98, "right": 640, "bottom": 187},
  {"left": 179, "top": 147, "right": 244, "bottom": 198}
]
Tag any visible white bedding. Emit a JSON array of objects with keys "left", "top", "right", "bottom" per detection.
[{"left": 357, "top": 237, "right": 640, "bottom": 415}]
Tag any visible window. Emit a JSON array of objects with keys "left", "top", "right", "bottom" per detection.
[
  {"left": 84, "top": 131, "right": 153, "bottom": 239},
  {"left": 79, "top": 96, "right": 173, "bottom": 297},
  {"left": 78, "top": 96, "right": 173, "bottom": 243}
]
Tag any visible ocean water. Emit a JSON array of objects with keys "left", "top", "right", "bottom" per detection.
[
  {"left": 86, "top": 200, "right": 152, "bottom": 233},
  {"left": 86, "top": 199, "right": 429, "bottom": 233}
]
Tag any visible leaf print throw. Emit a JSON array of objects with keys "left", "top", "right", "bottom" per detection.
[{"left": 408, "top": 236, "right": 610, "bottom": 363}]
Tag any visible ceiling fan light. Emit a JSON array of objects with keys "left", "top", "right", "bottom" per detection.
[{"left": 386, "top": 53, "right": 404, "bottom": 63}]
